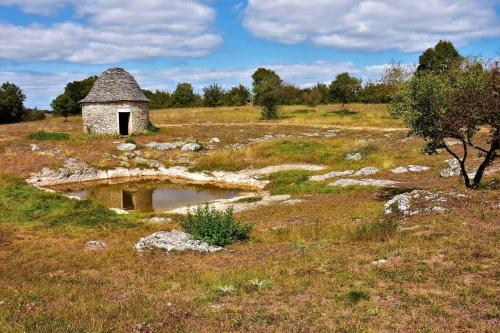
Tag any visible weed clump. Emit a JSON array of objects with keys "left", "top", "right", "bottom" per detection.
[
  {"left": 346, "top": 288, "right": 371, "bottom": 303},
  {"left": 180, "top": 205, "right": 252, "bottom": 246},
  {"left": 27, "top": 131, "right": 69, "bottom": 141},
  {"left": 351, "top": 218, "right": 398, "bottom": 242}
]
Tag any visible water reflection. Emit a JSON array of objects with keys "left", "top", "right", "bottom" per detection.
[{"left": 64, "top": 180, "right": 244, "bottom": 212}]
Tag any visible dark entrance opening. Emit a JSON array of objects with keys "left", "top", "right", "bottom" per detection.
[
  {"left": 119, "top": 112, "right": 130, "bottom": 135},
  {"left": 122, "top": 190, "right": 135, "bottom": 210}
]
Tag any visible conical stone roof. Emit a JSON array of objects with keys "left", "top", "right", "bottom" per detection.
[{"left": 80, "top": 68, "right": 148, "bottom": 103}]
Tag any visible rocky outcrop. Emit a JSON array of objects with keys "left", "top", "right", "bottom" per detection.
[
  {"left": 27, "top": 159, "right": 326, "bottom": 190},
  {"left": 384, "top": 190, "right": 465, "bottom": 216},
  {"left": 134, "top": 230, "right": 223, "bottom": 253},
  {"left": 145, "top": 141, "right": 202, "bottom": 151},
  {"left": 329, "top": 178, "right": 399, "bottom": 187},
  {"left": 390, "top": 165, "right": 430, "bottom": 174}
]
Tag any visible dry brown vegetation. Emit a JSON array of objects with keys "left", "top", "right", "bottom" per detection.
[{"left": 0, "top": 104, "right": 498, "bottom": 332}]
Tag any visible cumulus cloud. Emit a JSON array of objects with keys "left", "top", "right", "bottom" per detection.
[
  {"left": 243, "top": 0, "right": 500, "bottom": 52},
  {"left": 5, "top": 61, "right": 385, "bottom": 108},
  {"left": 0, "top": 0, "right": 221, "bottom": 63}
]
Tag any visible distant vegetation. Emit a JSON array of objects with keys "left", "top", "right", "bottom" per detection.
[
  {"left": 0, "top": 82, "right": 47, "bottom": 124},
  {"left": 27, "top": 131, "right": 70, "bottom": 141},
  {"left": 51, "top": 76, "right": 97, "bottom": 121}
]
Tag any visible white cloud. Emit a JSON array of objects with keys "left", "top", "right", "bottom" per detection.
[
  {"left": 0, "top": 0, "right": 71, "bottom": 15},
  {"left": 0, "top": 0, "right": 221, "bottom": 63},
  {"left": 3, "top": 61, "right": 385, "bottom": 108},
  {"left": 243, "top": 0, "right": 500, "bottom": 52}
]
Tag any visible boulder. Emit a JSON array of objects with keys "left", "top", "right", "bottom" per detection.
[
  {"left": 117, "top": 143, "right": 136, "bottom": 151},
  {"left": 355, "top": 167, "right": 379, "bottom": 176},
  {"left": 134, "top": 230, "right": 223, "bottom": 252},
  {"left": 346, "top": 152, "right": 363, "bottom": 161}
]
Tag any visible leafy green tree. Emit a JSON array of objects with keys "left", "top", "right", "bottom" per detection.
[
  {"left": 0, "top": 82, "right": 26, "bottom": 124},
  {"left": 252, "top": 68, "right": 282, "bottom": 119},
  {"left": 357, "top": 82, "right": 393, "bottom": 103},
  {"left": 417, "top": 40, "right": 462, "bottom": 74},
  {"left": 280, "top": 83, "right": 303, "bottom": 105},
  {"left": 143, "top": 90, "right": 171, "bottom": 109},
  {"left": 224, "top": 85, "right": 251, "bottom": 106},
  {"left": 329, "top": 73, "right": 361, "bottom": 109},
  {"left": 171, "top": 83, "right": 197, "bottom": 107},
  {"left": 390, "top": 60, "right": 499, "bottom": 189},
  {"left": 203, "top": 84, "right": 225, "bottom": 107},
  {"left": 51, "top": 76, "right": 97, "bottom": 118}
]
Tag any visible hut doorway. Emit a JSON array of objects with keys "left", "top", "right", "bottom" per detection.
[{"left": 118, "top": 112, "right": 130, "bottom": 135}]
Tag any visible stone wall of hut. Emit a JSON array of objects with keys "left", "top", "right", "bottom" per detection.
[{"left": 82, "top": 101, "right": 149, "bottom": 134}]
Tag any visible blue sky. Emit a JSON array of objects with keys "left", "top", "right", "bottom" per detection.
[{"left": 0, "top": 0, "right": 499, "bottom": 108}]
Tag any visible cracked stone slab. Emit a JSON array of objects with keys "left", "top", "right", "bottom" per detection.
[
  {"left": 134, "top": 230, "right": 223, "bottom": 253},
  {"left": 329, "top": 178, "right": 399, "bottom": 187}
]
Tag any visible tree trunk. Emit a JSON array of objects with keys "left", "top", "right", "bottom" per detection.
[
  {"left": 444, "top": 141, "right": 471, "bottom": 188},
  {"left": 472, "top": 139, "right": 499, "bottom": 188}
]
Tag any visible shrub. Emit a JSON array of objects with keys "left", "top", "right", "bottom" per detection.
[
  {"left": 125, "top": 137, "right": 136, "bottom": 144},
  {"left": 180, "top": 205, "right": 252, "bottom": 246},
  {"left": 27, "top": 131, "right": 69, "bottom": 141},
  {"left": 146, "top": 123, "right": 159, "bottom": 133},
  {"left": 21, "top": 108, "right": 46, "bottom": 122}
]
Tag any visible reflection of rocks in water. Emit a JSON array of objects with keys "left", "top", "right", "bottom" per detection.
[{"left": 89, "top": 186, "right": 153, "bottom": 212}]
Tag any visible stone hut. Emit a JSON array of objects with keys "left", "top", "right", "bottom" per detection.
[{"left": 80, "top": 68, "right": 149, "bottom": 135}]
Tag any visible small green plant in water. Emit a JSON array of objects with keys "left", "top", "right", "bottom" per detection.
[
  {"left": 180, "top": 205, "right": 252, "bottom": 246},
  {"left": 27, "top": 131, "right": 69, "bottom": 141}
]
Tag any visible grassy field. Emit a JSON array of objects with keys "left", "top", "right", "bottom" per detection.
[{"left": 0, "top": 104, "right": 498, "bottom": 332}]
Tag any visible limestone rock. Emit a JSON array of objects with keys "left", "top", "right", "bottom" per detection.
[
  {"left": 117, "top": 143, "right": 136, "bottom": 151},
  {"left": 84, "top": 241, "right": 107, "bottom": 250},
  {"left": 181, "top": 142, "right": 202, "bottom": 151},
  {"left": 346, "top": 152, "right": 363, "bottom": 161},
  {"left": 329, "top": 178, "right": 399, "bottom": 187},
  {"left": 134, "top": 230, "right": 223, "bottom": 252},
  {"left": 310, "top": 170, "right": 354, "bottom": 181},
  {"left": 355, "top": 167, "right": 379, "bottom": 176}
]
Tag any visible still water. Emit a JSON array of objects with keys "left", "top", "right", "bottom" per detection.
[{"left": 64, "top": 180, "right": 244, "bottom": 212}]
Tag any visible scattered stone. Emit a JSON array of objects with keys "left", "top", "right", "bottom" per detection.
[
  {"left": 84, "top": 241, "right": 107, "bottom": 250},
  {"left": 355, "top": 167, "right": 379, "bottom": 176},
  {"left": 117, "top": 143, "right": 136, "bottom": 151},
  {"left": 134, "top": 230, "right": 223, "bottom": 252},
  {"left": 346, "top": 152, "right": 363, "bottom": 161},
  {"left": 253, "top": 164, "right": 326, "bottom": 175},
  {"left": 440, "top": 159, "right": 461, "bottom": 177},
  {"left": 110, "top": 208, "right": 128, "bottom": 215},
  {"left": 407, "top": 165, "right": 430, "bottom": 172},
  {"left": 390, "top": 166, "right": 409, "bottom": 174},
  {"left": 181, "top": 142, "right": 202, "bottom": 152},
  {"left": 310, "top": 170, "right": 354, "bottom": 181},
  {"left": 30, "top": 143, "right": 39, "bottom": 151},
  {"left": 147, "top": 217, "right": 172, "bottom": 224},
  {"left": 145, "top": 141, "right": 184, "bottom": 150},
  {"left": 330, "top": 178, "right": 399, "bottom": 187},
  {"left": 445, "top": 139, "right": 461, "bottom": 146},
  {"left": 371, "top": 259, "right": 388, "bottom": 265},
  {"left": 209, "top": 137, "right": 220, "bottom": 143},
  {"left": 384, "top": 190, "right": 458, "bottom": 216}
]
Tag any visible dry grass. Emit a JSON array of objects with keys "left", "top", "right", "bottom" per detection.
[{"left": 0, "top": 104, "right": 498, "bottom": 332}]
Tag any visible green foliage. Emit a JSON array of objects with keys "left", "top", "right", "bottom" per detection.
[
  {"left": 51, "top": 76, "right": 97, "bottom": 118},
  {"left": 225, "top": 85, "right": 251, "bottom": 106},
  {"left": 280, "top": 83, "right": 304, "bottom": 105},
  {"left": 0, "top": 82, "right": 26, "bottom": 124},
  {"left": 143, "top": 89, "right": 171, "bottom": 109},
  {"left": 203, "top": 84, "right": 225, "bottom": 107},
  {"left": 303, "top": 83, "right": 330, "bottom": 107},
  {"left": 125, "top": 137, "right": 136, "bottom": 144},
  {"left": 171, "top": 83, "right": 199, "bottom": 107},
  {"left": 390, "top": 58, "right": 498, "bottom": 188},
  {"left": 352, "top": 219, "right": 398, "bottom": 242},
  {"left": 180, "top": 205, "right": 252, "bottom": 246},
  {"left": 357, "top": 82, "right": 393, "bottom": 103},
  {"left": 0, "top": 179, "right": 135, "bottom": 228},
  {"left": 252, "top": 68, "right": 282, "bottom": 119},
  {"left": 329, "top": 72, "right": 361, "bottom": 107},
  {"left": 27, "top": 131, "right": 69, "bottom": 141},
  {"left": 235, "top": 196, "right": 262, "bottom": 203},
  {"left": 417, "top": 40, "right": 462, "bottom": 74}
]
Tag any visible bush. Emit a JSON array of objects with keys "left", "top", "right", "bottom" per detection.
[
  {"left": 125, "top": 137, "right": 136, "bottom": 144},
  {"left": 146, "top": 123, "right": 160, "bottom": 133},
  {"left": 27, "top": 131, "right": 69, "bottom": 141},
  {"left": 180, "top": 205, "right": 252, "bottom": 246},
  {"left": 346, "top": 288, "right": 371, "bottom": 303},
  {"left": 21, "top": 108, "right": 46, "bottom": 122}
]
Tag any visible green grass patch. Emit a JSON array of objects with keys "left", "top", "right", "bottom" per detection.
[
  {"left": 27, "top": 131, "right": 69, "bottom": 141},
  {"left": 266, "top": 170, "right": 346, "bottom": 195},
  {"left": 0, "top": 179, "right": 138, "bottom": 228}
]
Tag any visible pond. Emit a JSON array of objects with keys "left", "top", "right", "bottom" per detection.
[{"left": 62, "top": 180, "right": 245, "bottom": 213}]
